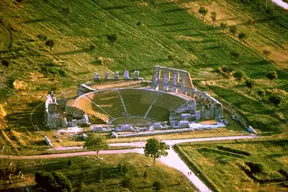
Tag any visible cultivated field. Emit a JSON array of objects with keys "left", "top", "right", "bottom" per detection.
[{"left": 176, "top": 138, "right": 288, "bottom": 192}]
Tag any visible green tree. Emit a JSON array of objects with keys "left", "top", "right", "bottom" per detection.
[
  {"left": 45, "top": 39, "right": 55, "bottom": 50},
  {"left": 95, "top": 167, "right": 103, "bottom": 182},
  {"left": 144, "top": 138, "right": 169, "bottom": 166},
  {"left": 84, "top": 134, "right": 108, "bottom": 158},
  {"left": 266, "top": 70, "right": 277, "bottom": 85},
  {"left": 263, "top": 50, "right": 271, "bottom": 60},
  {"left": 238, "top": 32, "right": 247, "bottom": 42},
  {"left": 35, "top": 171, "right": 72, "bottom": 192},
  {"left": 269, "top": 95, "right": 281, "bottom": 107},
  {"left": 229, "top": 26, "right": 237, "bottom": 36},
  {"left": 121, "top": 175, "right": 135, "bottom": 192},
  {"left": 230, "top": 50, "right": 240, "bottom": 62},
  {"left": 68, "top": 159, "right": 72, "bottom": 168},
  {"left": 198, "top": 7, "right": 208, "bottom": 20},
  {"left": 210, "top": 11, "right": 217, "bottom": 26},
  {"left": 220, "top": 22, "right": 227, "bottom": 32},
  {"left": 77, "top": 180, "right": 86, "bottom": 192},
  {"left": 245, "top": 79, "right": 255, "bottom": 93},
  {"left": 152, "top": 180, "right": 163, "bottom": 191},
  {"left": 107, "top": 34, "right": 118, "bottom": 44},
  {"left": 233, "top": 70, "right": 245, "bottom": 83}
]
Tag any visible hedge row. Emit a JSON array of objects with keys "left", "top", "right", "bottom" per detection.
[
  {"left": 198, "top": 147, "right": 246, "bottom": 158},
  {"left": 216, "top": 146, "right": 251, "bottom": 156},
  {"left": 173, "top": 145, "right": 220, "bottom": 192}
]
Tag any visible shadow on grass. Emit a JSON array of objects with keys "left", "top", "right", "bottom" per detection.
[
  {"left": 162, "top": 7, "right": 190, "bottom": 13},
  {"left": 56, "top": 48, "right": 89, "bottom": 56},
  {"left": 20, "top": 18, "right": 50, "bottom": 24},
  {"left": 148, "top": 21, "right": 186, "bottom": 27}
]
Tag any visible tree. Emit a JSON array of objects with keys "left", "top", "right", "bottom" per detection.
[
  {"left": 263, "top": 50, "right": 271, "bottom": 60},
  {"left": 210, "top": 11, "right": 217, "bottom": 26},
  {"left": 266, "top": 70, "right": 277, "bottom": 85},
  {"left": 107, "top": 34, "right": 118, "bottom": 44},
  {"left": 95, "top": 167, "right": 103, "bottom": 182},
  {"left": 77, "top": 180, "right": 86, "bottom": 192},
  {"left": 230, "top": 50, "right": 240, "bottom": 62},
  {"left": 84, "top": 134, "right": 108, "bottom": 158},
  {"left": 35, "top": 171, "right": 72, "bottom": 192},
  {"left": 269, "top": 95, "right": 281, "bottom": 106},
  {"left": 68, "top": 159, "right": 72, "bottom": 168},
  {"left": 144, "top": 138, "right": 169, "bottom": 166},
  {"left": 233, "top": 70, "right": 245, "bottom": 83},
  {"left": 198, "top": 7, "right": 208, "bottom": 20},
  {"left": 229, "top": 26, "right": 237, "bottom": 36},
  {"left": 238, "top": 32, "right": 247, "bottom": 42},
  {"left": 220, "top": 22, "right": 227, "bottom": 32},
  {"left": 245, "top": 79, "right": 255, "bottom": 93},
  {"left": 45, "top": 39, "right": 55, "bottom": 50},
  {"left": 152, "top": 181, "right": 163, "bottom": 191},
  {"left": 121, "top": 175, "right": 135, "bottom": 192}
]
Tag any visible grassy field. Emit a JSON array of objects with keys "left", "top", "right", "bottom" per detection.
[
  {"left": 0, "top": 153, "right": 196, "bottom": 191},
  {"left": 0, "top": 0, "right": 287, "bottom": 151},
  {"left": 177, "top": 139, "right": 288, "bottom": 192}
]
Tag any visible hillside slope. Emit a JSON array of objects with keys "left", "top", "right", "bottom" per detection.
[{"left": 0, "top": 0, "right": 287, "bottom": 136}]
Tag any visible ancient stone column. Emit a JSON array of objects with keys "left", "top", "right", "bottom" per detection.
[
  {"left": 163, "top": 69, "right": 169, "bottom": 91},
  {"left": 172, "top": 70, "right": 178, "bottom": 92},
  {"left": 105, "top": 72, "right": 110, "bottom": 80},
  {"left": 134, "top": 71, "right": 139, "bottom": 79},
  {"left": 181, "top": 72, "right": 187, "bottom": 91},
  {"left": 114, "top": 72, "right": 119, "bottom": 80},
  {"left": 123, "top": 70, "right": 129, "bottom": 79},
  {"left": 94, "top": 72, "right": 100, "bottom": 81}
]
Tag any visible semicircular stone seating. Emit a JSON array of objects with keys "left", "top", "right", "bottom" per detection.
[{"left": 73, "top": 88, "right": 188, "bottom": 123}]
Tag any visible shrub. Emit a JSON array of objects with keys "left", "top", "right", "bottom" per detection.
[
  {"left": 121, "top": 175, "right": 135, "bottom": 192},
  {"left": 37, "top": 34, "right": 47, "bottom": 41},
  {"left": 136, "top": 21, "right": 143, "bottom": 26},
  {"left": 152, "top": 180, "right": 163, "bottom": 191},
  {"left": 45, "top": 39, "right": 55, "bottom": 50},
  {"left": 1, "top": 59, "right": 9, "bottom": 67},
  {"left": 257, "top": 89, "right": 265, "bottom": 97},
  {"left": 269, "top": 95, "right": 281, "bottom": 106},
  {"left": 246, "top": 162, "right": 264, "bottom": 173},
  {"left": 107, "top": 34, "right": 117, "bottom": 43}
]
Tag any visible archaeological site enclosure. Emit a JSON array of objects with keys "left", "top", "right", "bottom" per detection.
[{"left": 44, "top": 66, "right": 225, "bottom": 134}]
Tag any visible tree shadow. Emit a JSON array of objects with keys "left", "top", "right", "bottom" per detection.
[
  {"left": 148, "top": 21, "right": 186, "bottom": 27},
  {"left": 20, "top": 18, "right": 50, "bottom": 24},
  {"left": 56, "top": 48, "right": 89, "bottom": 56},
  {"left": 162, "top": 7, "right": 190, "bottom": 13},
  {"left": 102, "top": 5, "right": 131, "bottom": 10}
]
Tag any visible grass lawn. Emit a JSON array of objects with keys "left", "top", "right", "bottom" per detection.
[
  {"left": 177, "top": 139, "right": 288, "bottom": 192},
  {"left": 0, "top": 153, "right": 196, "bottom": 192}
]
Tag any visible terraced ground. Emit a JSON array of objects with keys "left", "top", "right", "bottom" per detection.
[{"left": 177, "top": 139, "right": 288, "bottom": 192}]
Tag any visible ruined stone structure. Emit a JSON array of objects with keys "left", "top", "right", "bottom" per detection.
[
  {"left": 152, "top": 66, "right": 224, "bottom": 124},
  {"left": 152, "top": 66, "right": 193, "bottom": 94},
  {"left": 44, "top": 93, "right": 67, "bottom": 129},
  {"left": 44, "top": 93, "right": 90, "bottom": 129}
]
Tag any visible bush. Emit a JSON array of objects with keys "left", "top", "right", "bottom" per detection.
[
  {"left": 35, "top": 171, "right": 72, "bottom": 192},
  {"left": 152, "top": 181, "right": 163, "bottom": 191},
  {"left": 45, "top": 39, "right": 55, "bottom": 49},
  {"left": 269, "top": 95, "right": 281, "bottom": 106},
  {"left": 121, "top": 175, "right": 135, "bottom": 192},
  {"left": 221, "top": 65, "right": 234, "bottom": 73},
  {"left": 246, "top": 162, "right": 264, "bottom": 173},
  {"left": 1, "top": 59, "right": 9, "bottom": 67},
  {"left": 107, "top": 34, "right": 117, "bottom": 43}
]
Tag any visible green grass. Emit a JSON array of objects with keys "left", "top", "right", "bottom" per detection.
[
  {"left": 0, "top": 0, "right": 287, "bottom": 152},
  {"left": 0, "top": 153, "right": 196, "bottom": 191},
  {"left": 177, "top": 139, "right": 288, "bottom": 192}
]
